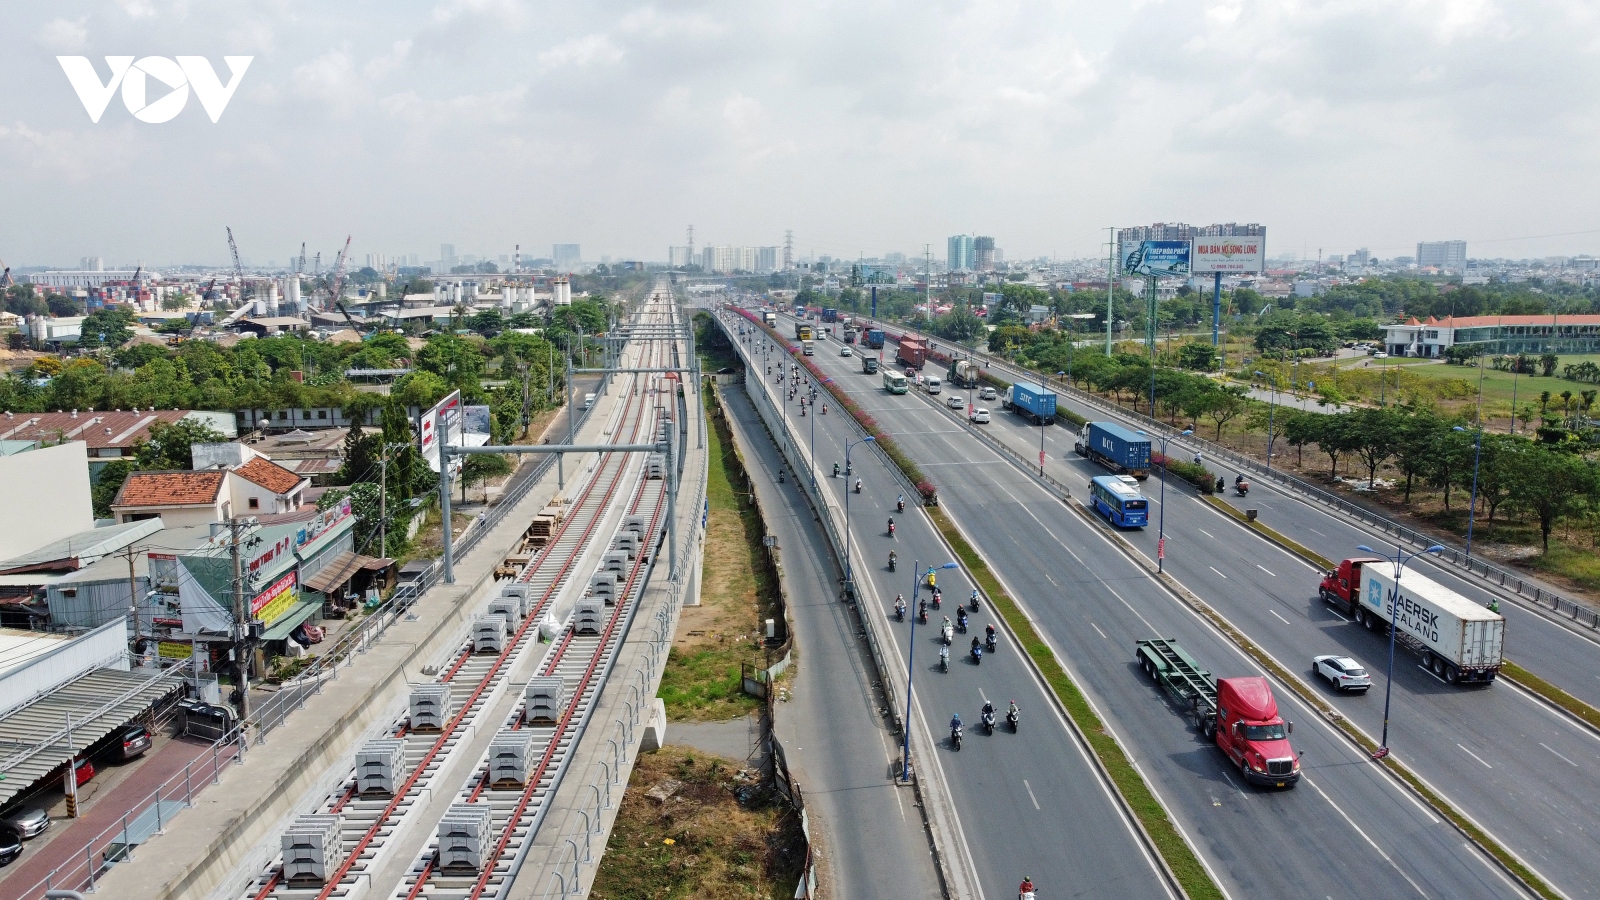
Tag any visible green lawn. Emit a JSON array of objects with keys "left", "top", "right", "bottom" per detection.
[{"left": 1400, "top": 358, "right": 1598, "bottom": 408}]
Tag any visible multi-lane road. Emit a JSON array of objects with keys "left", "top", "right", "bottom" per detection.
[{"left": 731, "top": 307, "right": 1540, "bottom": 899}]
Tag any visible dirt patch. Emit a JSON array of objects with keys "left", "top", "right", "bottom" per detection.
[{"left": 590, "top": 746, "right": 804, "bottom": 900}]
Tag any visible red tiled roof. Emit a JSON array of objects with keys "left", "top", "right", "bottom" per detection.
[
  {"left": 0, "top": 410, "right": 189, "bottom": 451},
  {"left": 234, "top": 456, "right": 304, "bottom": 495},
  {"left": 1430, "top": 315, "right": 1600, "bottom": 329},
  {"left": 113, "top": 470, "right": 226, "bottom": 508}
]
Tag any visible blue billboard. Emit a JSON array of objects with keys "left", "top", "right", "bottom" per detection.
[{"left": 1121, "top": 240, "right": 1192, "bottom": 277}]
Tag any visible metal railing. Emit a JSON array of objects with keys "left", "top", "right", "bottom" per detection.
[{"left": 871, "top": 316, "right": 1600, "bottom": 631}]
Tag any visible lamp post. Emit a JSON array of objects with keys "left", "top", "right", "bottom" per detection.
[
  {"left": 1253, "top": 370, "right": 1278, "bottom": 469},
  {"left": 1453, "top": 424, "right": 1484, "bottom": 561},
  {"left": 1358, "top": 542, "right": 1444, "bottom": 758},
  {"left": 903, "top": 560, "right": 958, "bottom": 781},
  {"left": 1140, "top": 429, "right": 1192, "bottom": 573},
  {"left": 843, "top": 436, "right": 876, "bottom": 594}
]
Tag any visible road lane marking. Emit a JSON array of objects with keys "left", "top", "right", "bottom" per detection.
[
  {"left": 1307, "top": 527, "right": 1326, "bottom": 537},
  {"left": 1024, "top": 779, "right": 1041, "bottom": 810},
  {"left": 1090, "top": 622, "right": 1108, "bottom": 640},
  {"left": 1209, "top": 566, "right": 1228, "bottom": 579},
  {"left": 1457, "top": 743, "right": 1493, "bottom": 768},
  {"left": 1269, "top": 609, "right": 1291, "bottom": 625},
  {"left": 1302, "top": 774, "right": 1430, "bottom": 897},
  {"left": 1327, "top": 610, "right": 1348, "bottom": 622},
  {"left": 1256, "top": 564, "right": 1276, "bottom": 577},
  {"left": 1198, "top": 529, "right": 1214, "bottom": 539},
  {"left": 1540, "top": 742, "right": 1579, "bottom": 766}
]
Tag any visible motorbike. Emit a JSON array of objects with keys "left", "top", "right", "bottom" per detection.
[
  {"left": 969, "top": 591, "right": 981, "bottom": 612},
  {"left": 919, "top": 604, "right": 928, "bottom": 624},
  {"left": 1007, "top": 706, "right": 1019, "bottom": 732},
  {"left": 1235, "top": 479, "right": 1249, "bottom": 496},
  {"left": 956, "top": 610, "right": 968, "bottom": 633},
  {"left": 951, "top": 723, "right": 963, "bottom": 750},
  {"left": 940, "top": 646, "right": 949, "bottom": 672},
  {"left": 854, "top": 479, "right": 862, "bottom": 494},
  {"left": 888, "top": 521, "right": 896, "bottom": 537},
  {"left": 895, "top": 599, "right": 906, "bottom": 622},
  {"left": 897, "top": 498, "right": 906, "bottom": 513},
  {"left": 940, "top": 623, "right": 953, "bottom": 645},
  {"left": 982, "top": 709, "right": 996, "bottom": 735},
  {"left": 821, "top": 405, "right": 827, "bottom": 415},
  {"left": 985, "top": 632, "right": 997, "bottom": 653},
  {"left": 833, "top": 463, "right": 840, "bottom": 478},
  {"left": 888, "top": 553, "right": 897, "bottom": 572},
  {"left": 930, "top": 587, "right": 941, "bottom": 608},
  {"left": 971, "top": 644, "right": 983, "bottom": 665}
]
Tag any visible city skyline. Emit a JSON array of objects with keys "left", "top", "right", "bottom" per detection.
[{"left": 3, "top": 2, "right": 1599, "bottom": 265}]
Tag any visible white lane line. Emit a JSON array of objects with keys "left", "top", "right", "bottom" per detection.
[
  {"left": 1209, "top": 566, "right": 1228, "bottom": 579},
  {"left": 1198, "top": 529, "right": 1215, "bottom": 539},
  {"left": 1302, "top": 774, "right": 1429, "bottom": 899},
  {"left": 1457, "top": 743, "right": 1493, "bottom": 768},
  {"left": 1269, "top": 609, "right": 1291, "bottom": 625},
  {"left": 1308, "top": 527, "right": 1326, "bottom": 537},
  {"left": 979, "top": 687, "right": 991, "bottom": 705},
  {"left": 1256, "top": 564, "right": 1276, "bottom": 577},
  {"left": 1327, "top": 609, "right": 1349, "bottom": 622},
  {"left": 1090, "top": 622, "right": 1108, "bottom": 640},
  {"left": 1540, "top": 742, "right": 1579, "bottom": 767},
  {"left": 1024, "top": 779, "right": 1042, "bottom": 810}
]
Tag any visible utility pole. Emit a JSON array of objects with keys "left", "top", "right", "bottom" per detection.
[
  {"left": 1107, "top": 227, "right": 1116, "bottom": 356},
  {"left": 229, "top": 518, "right": 252, "bottom": 721},
  {"left": 122, "top": 545, "right": 142, "bottom": 661},
  {"left": 379, "top": 452, "right": 388, "bottom": 557}
]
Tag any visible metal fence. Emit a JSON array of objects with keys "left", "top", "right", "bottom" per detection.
[{"left": 875, "top": 317, "right": 1600, "bottom": 631}]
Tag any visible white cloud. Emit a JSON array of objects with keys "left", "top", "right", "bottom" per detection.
[
  {"left": 34, "top": 17, "right": 88, "bottom": 51},
  {"left": 538, "top": 34, "right": 624, "bottom": 69}
]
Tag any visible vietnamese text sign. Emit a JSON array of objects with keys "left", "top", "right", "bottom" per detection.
[
  {"left": 1122, "top": 240, "right": 1191, "bottom": 277},
  {"left": 1192, "top": 236, "right": 1265, "bottom": 274}
]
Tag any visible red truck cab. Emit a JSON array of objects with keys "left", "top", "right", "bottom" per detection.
[
  {"left": 1319, "top": 557, "right": 1381, "bottom": 617},
  {"left": 1215, "top": 677, "right": 1300, "bottom": 787}
]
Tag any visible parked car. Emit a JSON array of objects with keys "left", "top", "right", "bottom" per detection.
[
  {"left": 1313, "top": 655, "right": 1372, "bottom": 693},
  {"left": 970, "top": 408, "right": 991, "bottom": 424},
  {"left": 840, "top": 346, "right": 853, "bottom": 357},
  {"left": 115, "top": 723, "right": 152, "bottom": 760},
  {"left": 946, "top": 394, "right": 965, "bottom": 409},
  {"left": 1, "top": 806, "right": 48, "bottom": 840},
  {"left": 0, "top": 824, "right": 21, "bottom": 867},
  {"left": 979, "top": 386, "right": 997, "bottom": 401},
  {"left": 65, "top": 757, "right": 94, "bottom": 788}
]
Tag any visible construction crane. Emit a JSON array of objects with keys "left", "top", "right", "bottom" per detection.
[
  {"left": 0, "top": 258, "right": 13, "bottom": 288},
  {"left": 297, "top": 242, "right": 307, "bottom": 275},
  {"left": 313, "top": 252, "right": 321, "bottom": 276},
  {"left": 327, "top": 235, "right": 352, "bottom": 311},
  {"left": 226, "top": 227, "right": 244, "bottom": 278}
]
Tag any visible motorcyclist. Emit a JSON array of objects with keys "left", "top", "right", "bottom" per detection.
[
  {"left": 854, "top": 478, "right": 862, "bottom": 493},
  {"left": 888, "top": 517, "right": 895, "bottom": 536},
  {"left": 889, "top": 550, "right": 897, "bottom": 571},
  {"left": 950, "top": 712, "right": 963, "bottom": 735},
  {"left": 821, "top": 404, "right": 827, "bottom": 414},
  {"left": 982, "top": 701, "right": 996, "bottom": 732},
  {"left": 1019, "top": 876, "right": 1036, "bottom": 899},
  {"left": 940, "top": 616, "right": 953, "bottom": 644},
  {"left": 918, "top": 598, "right": 928, "bottom": 622},
  {"left": 1216, "top": 475, "right": 1226, "bottom": 493},
  {"left": 833, "top": 462, "right": 840, "bottom": 478},
  {"left": 970, "top": 589, "right": 980, "bottom": 611},
  {"left": 897, "top": 493, "right": 905, "bottom": 512},
  {"left": 985, "top": 622, "right": 997, "bottom": 646},
  {"left": 956, "top": 607, "right": 968, "bottom": 632},
  {"left": 939, "top": 644, "right": 950, "bottom": 669},
  {"left": 894, "top": 594, "right": 906, "bottom": 620},
  {"left": 930, "top": 586, "right": 941, "bottom": 607},
  {"left": 1007, "top": 700, "right": 1020, "bottom": 728}
]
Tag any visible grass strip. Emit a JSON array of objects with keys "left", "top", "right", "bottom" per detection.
[
  {"left": 1202, "top": 496, "right": 1337, "bottom": 570},
  {"left": 927, "top": 505, "right": 1219, "bottom": 900}
]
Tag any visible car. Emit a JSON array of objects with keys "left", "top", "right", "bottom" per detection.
[
  {"left": 970, "top": 408, "right": 991, "bottom": 424},
  {"left": 979, "top": 386, "right": 997, "bottom": 401},
  {"left": 946, "top": 394, "right": 965, "bottom": 409},
  {"left": 1373, "top": 352, "right": 1389, "bottom": 359},
  {"left": 1313, "top": 655, "right": 1372, "bottom": 693},
  {"left": 0, "top": 824, "right": 20, "bottom": 867},
  {"left": 115, "top": 723, "right": 152, "bottom": 760},
  {"left": 840, "top": 346, "right": 853, "bottom": 357},
  {"left": 0, "top": 807, "right": 48, "bottom": 840}
]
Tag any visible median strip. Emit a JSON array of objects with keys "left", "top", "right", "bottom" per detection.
[{"left": 928, "top": 505, "right": 1220, "bottom": 900}]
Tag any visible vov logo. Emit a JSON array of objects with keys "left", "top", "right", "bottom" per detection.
[{"left": 58, "top": 56, "right": 252, "bottom": 123}]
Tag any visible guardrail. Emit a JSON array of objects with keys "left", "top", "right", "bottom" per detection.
[{"left": 865, "top": 315, "right": 1600, "bottom": 630}]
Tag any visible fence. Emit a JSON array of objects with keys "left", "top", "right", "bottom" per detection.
[
  {"left": 769, "top": 732, "right": 818, "bottom": 899},
  {"left": 873, "top": 315, "right": 1600, "bottom": 631}
]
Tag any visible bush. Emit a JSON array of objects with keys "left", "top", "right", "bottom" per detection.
[{"left": 1153, "top": 453, "right": 1216, "bottom": 494}]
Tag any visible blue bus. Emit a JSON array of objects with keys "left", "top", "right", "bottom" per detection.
[{"left": 1089, "top": 475, "right": 1149, "bottom": 528}]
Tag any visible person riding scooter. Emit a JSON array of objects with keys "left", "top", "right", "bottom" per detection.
[
  {"left": 939, "top": 643, "right": 950, "bottom": 671},
  {"left": 854, "top": 478, "right": 862, "bottom": 494},
  {"left": 887, "top": 517, "right": 895, "bottom": 536},
  {"left": 969, "top": 589, "right": 981, "bottom": 611},
  {"left": 985, "top": 623, "right": 998, "bottom": 653},
  {"left": 894, "top": 594, "right": 906, "bottom": 621},
  {"left": 940, "top": 617, "right": 953, "bottom": 645},
  {"left": 918, "top": 598, "right": 928, "bottom": 623},
  {"left": 982, "top": 701, "right": 996, "bottom": 734},
  {"left": 888, "top": 550, "right": 897, "bottom": 572},
  {"left": 897, "top": 494, "right": 906, "bottom": 513},
  {"left": 1007, "top": 700, "right": 1020, "bottom": 731},
  {"left": 956, "top": 606, "right": 968, "bottom": 633},
  {"left": 833, "top": 462, "right": 840, "bottom": 478},
  {"left": 1235, "top": 474, "right": 1249, "bottom": 496},
  {"left": 970, "top": 637, "right": 983, "bottom": 664}
]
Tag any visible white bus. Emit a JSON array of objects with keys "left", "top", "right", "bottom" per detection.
[{"left": 883, "top": 371, "right": 909, "bottom": 394}]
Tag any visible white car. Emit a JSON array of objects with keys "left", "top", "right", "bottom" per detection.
[
  {"left": 946, "top": 394, "right": 965, "bottom": 409},
  {"left": 840, "top": 346, "right": 853, "bottom": 357},
  {"left": 970, "top": 408, "right": 991, "bottom": 424},
  {"left": 1313, "top": 655, "right": 1371, "bottom": 693},
  {"left": 979, "top": 386, "right": 997, "bottom": 401}
]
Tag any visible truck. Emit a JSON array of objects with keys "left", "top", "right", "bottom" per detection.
[
  {"left": 863, "top": 328, "right": 886, "bottom": 350},
  {"left": 821, "top": 308, "right": 839, "bottom": 323},
  {"left": 843, "top": 325, "right": 858, "bottom": 344},
  {"left": 949, "top": 358, "right": 981, "bottom": 389},
  {"left": 1074, "top": 421, "right": 1150, "bottom": 478},
  {"left": 1001, "top": 381, "right": 1057, "bottom": 425},
  {"left": 1319, "top": 558, "right": 1505, "bottom": 683},
  {"left": 1136, "top": 639, "right": 1301, "bottom": 788},
  {"left": 897, "top": 338, "right": 927, "bottom": 371},
  {"left": 861, "top": 356, "right": 880, "bottom": 374},
  {"left": 802, "top": 339, "right": 814, "bottom": 356},
  {"left": 795, "top": 322, "right": 813, "bottom": 340},
  {"left": 762, "top": 311, "right": 777, "bottom": 327}
]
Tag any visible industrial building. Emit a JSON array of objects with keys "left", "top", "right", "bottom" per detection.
[{"left": 1384, "top": 314, "right": 1600, "bottom": 358}]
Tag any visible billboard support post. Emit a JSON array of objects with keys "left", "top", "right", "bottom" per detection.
[
  {"left": 1148, "top": 275, "right": 1159, "bottom": 418},
  {"left": 1213, "top": 272, "right": 1223, "bottom": 350},
  {"left": 438, "top": 404, "right": 454, "bottom": 584},
  {"left": 1106, "top": 228, "right": 1116, "bottom": 357}
]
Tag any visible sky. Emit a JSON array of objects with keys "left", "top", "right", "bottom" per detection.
[{"left": 2, "top": 0, "right": 1598, "bottom": 269}]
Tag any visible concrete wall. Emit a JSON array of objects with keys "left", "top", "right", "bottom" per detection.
[{"left": 0, "top": 441, "right": 94, "bottom": 561}]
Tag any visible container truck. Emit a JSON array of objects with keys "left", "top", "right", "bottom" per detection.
[
  {"left": 864, "top": 328, "right": 886, "bottom": 350},
  {"left": 861, "top": 356, "right": 880, "bottom": 374},
  {"left": 821, "top": 308, "right": 839, "bottom": 323},
  {"left": 762, "top": 311, "right": 777, "bottom": 327},
  {"left": 1074, "top": 421, "right": 1151, "bottom": 479},
  {"left": 1136, "top": 639, "right": 1301, "bottom": 788},
  {"left": 1319, "top": 558, "right": 1504, "bottom": 683},
  {"left": 1001, "top": 381, "right": 1057, "bottom": 425},
  {"left": 949, "top": 358, "right": 981, "bottom": 388},
  {"left": 897, "top": 338, "right": 927, "bottom": 371}
]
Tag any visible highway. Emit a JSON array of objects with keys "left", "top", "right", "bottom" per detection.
[
  {"left": 742, "top": 309, "right": 1528, "bottom": 899},
  {"left": 844, "top": 317, "right": 1600, "bottom": 898},
  {"left": 725, "top": 312, "right": 1179, "bottom": 898}
]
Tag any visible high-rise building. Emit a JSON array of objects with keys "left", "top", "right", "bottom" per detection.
[
  {"left": 79, "top": 256, "right": 103, "bottom": 272},
  {"left": 756, "top": 247, "right": 780, "bottom": 274},
  {"left": 669, "top": 246, "right": 694, "bottom": 267},
  {"left": 1351, "top": 248, "right": 1371, "bottom": 268},
  {"left": 552, "top": 244, "right": 582, "bottom": 272},
  {"left": 947, "top": 235, "right": 974, "bottom": 272},
  {"left": 1417, "top": 240, "right": 1467, "bottom": 272},
  {"left": 974, "top": 236, "right": 996, "bottom": 271},
  {"left": 440, "top": 244, "right": 457, "bottom": 271}
]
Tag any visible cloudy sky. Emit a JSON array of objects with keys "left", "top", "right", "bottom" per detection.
[{"left": 2, "top": 0, "right": 1597, "bottom": 269}]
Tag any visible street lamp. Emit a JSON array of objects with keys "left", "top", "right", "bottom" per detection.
[
  {"left": 1140, "top": 429, "right": 1192, "bottom": 573},
  {"left": 843, "top": 436, "right": 876, "bottom": 593},
  {"left": 1253, "top": 370, "right": 1278, "bottom": 469},
  {"left": 1453, "top": 426, "right": 1483, "bottom": 560},
  {"left": 1358, "top": 542, "right": 1444, "bottom": 758},
  {"left": 903, "top": 560, "right": 958, "bottom": 781}
]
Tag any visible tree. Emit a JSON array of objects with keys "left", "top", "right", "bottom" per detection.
[
  {"left": 92, "top": 458, "right": 135, "bottom": 519},
  {"left": 1473, "top": 434, "right": 1520, "bottom": 534},
  {"left": 1390, "top": 412, "right": 1443, "bottom": 502},
  {"left": 1313, "top": 414, "right": 1358, "bottom": 477},
  {"left": 1511, "top": 447, "right": 1594, "bottom": 552},
  {"left": 461, "top": 453, "right": 512, "bottom": 501},
  {"left": 1280, "top": 410, "right": 1320, "bottom": 468},
  {"left": 1425, "top": 427, "right": 1475, "bottom": 512},
  {"left": 1541, "top": 353, "right": 1560, "bottom": 378},
  {"left": 1348, "top": 407, "right": 1400, "bottom": 487},
  {"left": 337, "top": 417, "right": 381, "bottom": 485},
  {"left": 1202, "top": 386, "right": 1246, "bottom": 440},
  {"left": 134, "top": 418, "right": 226, "bottom": 470},
  {"left": 1178, "top": 343, "right": 1217, "bottom": 371},
  {"left": 79, "top": 307, "right": 136, "bottom": 348}
]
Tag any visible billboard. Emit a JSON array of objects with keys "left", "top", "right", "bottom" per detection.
[
  {"left": 1121, "top": 240, "right": 1191, "bottom": 277},
  {"left": 418, "top": 389, "right": 462, "bottom": 473},
  {"left": 1192, "top": 236, "right": 1266, "bottom": 274}
]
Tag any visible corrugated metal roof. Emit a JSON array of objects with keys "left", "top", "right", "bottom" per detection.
[{"left": 0, "top": 668, "right": 184, "bottom": 806}]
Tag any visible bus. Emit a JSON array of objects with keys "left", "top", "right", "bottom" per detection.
[
  {"left": 1089, "top": 475, "right": 1149, "bottom": 528},
  {"left": 883, "top": 371, "right": 909, "bottom": 394}
]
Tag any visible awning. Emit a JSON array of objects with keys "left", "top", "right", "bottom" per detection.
[
  {"left": 261, "top": 595, "right": 322, "bottom": 641},
  {"left": 0, "top": 668, "right": 184, "bottom": 806},
  {"left": 302, "top": 552, "right": 389, "bottom": 595}
]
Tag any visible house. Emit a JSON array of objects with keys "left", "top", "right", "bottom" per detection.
[
  {"left": 110, "top": 455, "right": 309, "bottom": 526},
  {"left": 0, "top": 409, "right": 237, "bottom": 468}
]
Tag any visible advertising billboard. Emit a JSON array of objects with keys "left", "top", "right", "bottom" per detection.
[
  {"left": 1121, "top": 240, "right": 1191, "bottom": 277},
  {"left": 418, "top": 389, "right": 462, "bottom": 473},
  {"left": 1192, "top": 236, "right": 1266, "bottom": 274}
]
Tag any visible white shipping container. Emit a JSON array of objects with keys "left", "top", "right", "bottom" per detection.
[{"left": 1359, "top": 564, "right": 1504, "bottom": 679}]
